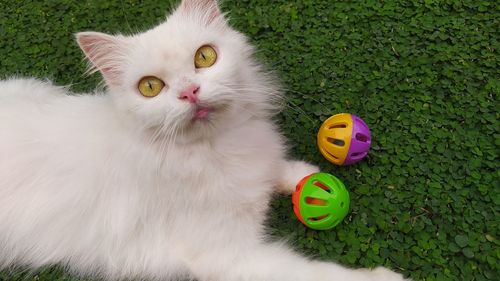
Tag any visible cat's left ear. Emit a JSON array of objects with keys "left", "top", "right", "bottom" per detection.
[
  {"left": 76, "top": 32, "right": 129, "bottom": 86},
  {"left": 178, "top": 0, "right": 224, "bottom": 26}
]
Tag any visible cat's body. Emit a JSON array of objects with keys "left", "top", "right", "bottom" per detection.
[
  {"left": 0, "top": 1, "right": 409, "bottom": 280},
  {"left": 0, "top": 78, "right": 287, "bottom": 280}
]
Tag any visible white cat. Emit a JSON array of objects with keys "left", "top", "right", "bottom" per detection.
[{"left": 0, "top": 1, "right": 409, "bottom": 280}]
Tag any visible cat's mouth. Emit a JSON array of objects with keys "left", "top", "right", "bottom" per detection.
[
  {"left": 194, "top": 106, "right": 212, "bottom": 120},
  {"left": 189, "top": 103, "right": 229, "bottom": 123},
  {"left": 192, "top": 104, "right": 215, "bottom": 121}
]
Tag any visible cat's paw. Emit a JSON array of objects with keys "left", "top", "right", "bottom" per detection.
[
  {"left": 277, "top": 160, "right": 319, "bottom": 194},
  {"left": 366, "top": 267, "right": 411, "bottom": 281}
]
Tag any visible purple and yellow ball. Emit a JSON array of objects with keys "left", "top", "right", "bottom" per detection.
[{"left": 317, "top": 113, "right": 371, "bottom": 166}]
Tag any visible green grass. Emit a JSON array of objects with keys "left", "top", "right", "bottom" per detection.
[{"left": 0, "top": 0, "right": 498, "bottom": 280}]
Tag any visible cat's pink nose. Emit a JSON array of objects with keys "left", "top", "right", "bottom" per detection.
[{"left": 178, "top": 85, "right": 200, "bottom": 103}]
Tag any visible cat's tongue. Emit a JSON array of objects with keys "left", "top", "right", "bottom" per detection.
[{"left": 194, "top": 107, "right": 211, "bottom": 120}]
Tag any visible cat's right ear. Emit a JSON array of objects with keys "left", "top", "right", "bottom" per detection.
[
  {"left": 177, "top": 0, "right": 224, "bottom": 26},
  {"left": 76, "top": 32, "right": 128, "bottom": 86}
]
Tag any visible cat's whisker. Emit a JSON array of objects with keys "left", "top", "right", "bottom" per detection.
[
  {"left": 162, "top": 121, "right": 181, "bottom": 172},
  {"left": 222, "top": 82, "right": 334, "bottom": 114},
  {"left": 216, "top": 84, "right": 316, "bottom": 124},
  {"left": 155, "top": 112, "right": 181, "bottom": 177}
]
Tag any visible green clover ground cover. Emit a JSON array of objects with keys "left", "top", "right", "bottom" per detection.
[{"left": 0, "top": 0, "right": 498, "bottom": 280}]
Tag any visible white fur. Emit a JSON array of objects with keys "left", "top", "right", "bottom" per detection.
[{"left": 0, "top": 1, "right": 409, "bottom": 280}]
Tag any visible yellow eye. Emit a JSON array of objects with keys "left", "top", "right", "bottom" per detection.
[
  {"left": 195, "top": 45, "right": 217, "bottom": 68},
  {"left": 138, "top": 76, "right": 165, "bottom": 98}
]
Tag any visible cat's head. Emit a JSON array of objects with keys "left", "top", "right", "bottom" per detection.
[{"left": 77, "top": 0, "right": 280, "bottom": 141}]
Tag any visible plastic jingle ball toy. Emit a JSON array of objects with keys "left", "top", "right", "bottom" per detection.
[
  {"left": 292, "top": 173, "right": 350, "bottom": 230},
  {"left": 317, "top": 113, "right": 371, "bottom": 166}
]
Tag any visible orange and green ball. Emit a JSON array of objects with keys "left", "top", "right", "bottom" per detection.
[{"left": 292, "top": 173, "right": 350, "bottom": 230}]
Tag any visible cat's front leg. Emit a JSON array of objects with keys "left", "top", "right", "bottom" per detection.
[
  {"left": 186, "top": 242, "right": 410, "bottom": 281},
  {"left": 276, "top": 160, "right": 319, "bottom": 194}
]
